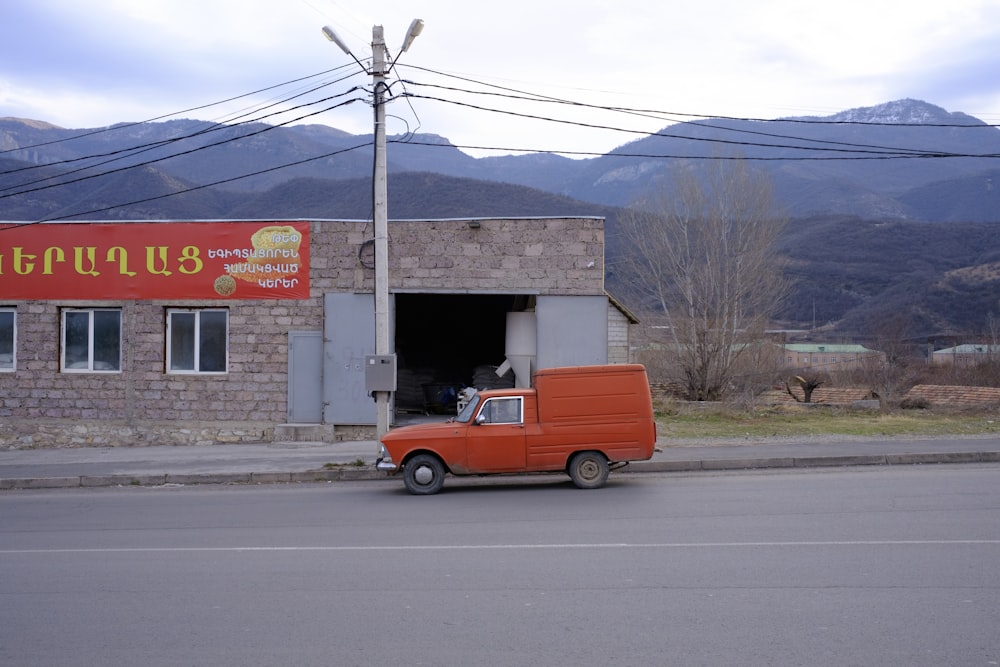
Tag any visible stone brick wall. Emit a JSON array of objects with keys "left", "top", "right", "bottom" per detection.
[
  {"left": 607, "top": 303, "right": 631, "bottom": 364},
  {"left": 0, "top": 297, "right": 323, "bottom": 447},
  {"left": 0, "top": 217, "right": 607, "bottom": 448},
  {"left": 305, "top": 217, "right": 605, "bottom": 294}
]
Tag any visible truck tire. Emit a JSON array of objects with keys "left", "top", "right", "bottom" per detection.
[
  {"left": 402, "top": 454, "right": 446, "bottom": 495},
  {"left": 568, "top": 451, "right": 609, "bottom": 490}
]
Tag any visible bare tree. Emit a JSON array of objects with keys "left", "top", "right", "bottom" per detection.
[
  {"left": 859, "top": 310, "right": 919, "bottom": 404},
  {"left": 617, "top": 160, "right": 790, "bottom": 400},
  {"left": 988, "top": 312, "right": 1000, "bottom": 361},
  {"left": 784, "top": 371, "right": 828, "bottom": 404}
]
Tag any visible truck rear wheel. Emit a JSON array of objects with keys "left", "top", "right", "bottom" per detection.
[
  {"left": 568, "top": 451, "right": 609, "bottom": 489},
  {"left": 403, "top": 454, "right": 446, "bottom": 495}
]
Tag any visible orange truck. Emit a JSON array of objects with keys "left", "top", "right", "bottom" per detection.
[{"left": 376, "top": 364, "right": 657, "bottom": 494}]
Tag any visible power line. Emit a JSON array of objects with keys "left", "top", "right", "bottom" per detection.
[
  {"left": 2, "top": 141, "right": 374, "bottom": 227},
  {"left": 390, "top": 139, "right": 997, "bottom": 161},
  {"left": 0, "top": 96, "right": 366, "bottom": 201},
  {"left": 1, "top": 74, "right": 364, "bottom": 181},
  {"left": 399, "top": 64, "right": 1000, "bottom": 129},
  {"left": 3, "top": 62, "right": 998, "bottom": 224},
  {"left": 393, "top": 71, "right": 997, "bottom": 158},
  {"left": 0, "top": 85, "right": 366, "bottom": 195},
  {"left": 9, "top": 82, "right": 984, "bottom": 203},
  {"left": 397, "top": 93, "right": 997, "bottom": 159},
  {"left": 0, "top": 64, "right": 363, "bottom": 156}
]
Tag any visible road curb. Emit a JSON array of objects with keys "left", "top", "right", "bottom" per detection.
[{"left": 2, "top": 452, "right": 998, "bottom": 490}]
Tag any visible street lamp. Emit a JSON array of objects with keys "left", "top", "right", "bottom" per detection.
[{"left": 322, "top": 20, "right": 424, "bottom": 445}]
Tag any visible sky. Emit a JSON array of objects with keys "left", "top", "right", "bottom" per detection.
[{"left": 2, "top": 0, "right": 1000, "bottom": 158}]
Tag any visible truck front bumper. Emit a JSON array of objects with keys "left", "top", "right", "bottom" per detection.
[
  {"left": 375, "top": 443, "right": 398, "bottom": 473},
  {"left": 375, "top": 458, "right": 398, "bottom": 473}
]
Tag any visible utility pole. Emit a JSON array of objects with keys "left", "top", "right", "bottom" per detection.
[
  {"left": 371, "top": 25, "right": 391, "bottom": 443},
  {"left": 323, "top": 20, "right": 422, "bottom": 446}
]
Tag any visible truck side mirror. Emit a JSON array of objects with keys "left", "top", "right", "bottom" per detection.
[{"left": 474, "top": 414, "right": 486, "bottom": 425}]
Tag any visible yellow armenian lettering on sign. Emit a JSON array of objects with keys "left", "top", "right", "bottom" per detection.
[
  {"left": 74, "top": 247, "right": 99, "bottom": 276},
  {"left": 0, "top": 221, "right": 309, "bottom": 300},
  {"left": 13, "top": 247, "right": 36, "bottom": 275},
  {"left": 107, "top": 247, "right": 138, "bottom": 277},
  {"left": 145, "top": 246, "right": 172, "bottom": 276},
  {"left": 43, "top": 247, "right": 65, "bottom": 274},
  {"left": 177, "top": 245, "right": 203, "bottom": 275}
]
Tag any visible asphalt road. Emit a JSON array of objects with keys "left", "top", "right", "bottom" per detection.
[{"left": 2, "top": 465, "right": 999, "bottom": 666}]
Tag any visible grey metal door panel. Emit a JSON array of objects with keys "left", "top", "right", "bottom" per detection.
[
  {"left": 536, "top": 295, "right": 608, "bottom": 368},
  {"left": 323, "top": 293, "right": 376, "bottom": 425},
  {"left": 288, "top": 331, "right": 323, "bottom": 423}
]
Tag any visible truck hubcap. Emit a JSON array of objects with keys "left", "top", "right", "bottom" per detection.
[
  {"left": 413, "top": 465, "right": 434, "bottom": 485},
  {"left": 579, "top": 459, "right": 599, "bottom": 480}
]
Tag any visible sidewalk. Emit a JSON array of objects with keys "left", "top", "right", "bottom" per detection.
[{"left": 2, "top": 434, "right": 1000, "bottom": 490}]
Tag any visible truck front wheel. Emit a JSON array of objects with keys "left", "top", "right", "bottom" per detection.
[
  {"left": 568, "top": 451, "right": 609, "bottom": 490},
  {"left": 403, "top": 454, "right": 446, "bottom": 495}
]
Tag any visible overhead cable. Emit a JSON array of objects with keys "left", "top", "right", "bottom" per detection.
[
  {"left": 400, "top": 64, "right": 1000, "bottom": 129},
  {"left": 398, "top": 93, "right": 990, "bottom": 158},
  {"left": 0, "top": 64, "right": 363, "bottom": 155},
  {"left": 0, "top": 85, "right": 366, "bottom": 194},
  {"left": 0, "top": 97, "right": 365, "bottom": 200},
  {"left": 1, "top": 141, "right": 374, "bottom": 227}
]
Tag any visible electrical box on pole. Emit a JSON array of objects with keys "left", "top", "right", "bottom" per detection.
[{"left": 365, "top": 354, "right": 398, "bottom": 392}]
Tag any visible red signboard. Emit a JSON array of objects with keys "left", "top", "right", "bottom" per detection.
[{"left": 0, "top": 221, "right": 310, "bottom": 300}]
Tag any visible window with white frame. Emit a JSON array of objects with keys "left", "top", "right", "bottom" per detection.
[
  {"left": 0, "top": 308, "right": 15, "bottom": 371},
  {"left": 167, "top": 309, "right": 228, "bottom": 373},
  {"left": 477, "top": 396, "right": 523, "bottom": 424},
  {"left": 61, "top": 308, "right": 121, "bottom": 372}
]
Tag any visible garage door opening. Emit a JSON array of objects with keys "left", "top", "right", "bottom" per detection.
[{"left": 393, "top": 293, "right": 532, "bottom": 415}]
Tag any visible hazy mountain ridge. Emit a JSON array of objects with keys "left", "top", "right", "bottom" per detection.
[
  {"left": 567, "top": 100, "right": 1000, "bottom": 214},
  {"left": 5, "top": 98, "right": 998, "bottom": 220},
  {"left": 2, "top": 99, "right": 1000, "bottom": 338}
]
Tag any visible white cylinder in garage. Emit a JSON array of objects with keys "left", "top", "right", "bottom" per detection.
[{"left": 505, "top": 312, "right": 537, "bottom": 388}]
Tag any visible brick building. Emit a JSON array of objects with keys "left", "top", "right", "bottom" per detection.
[
  {"left": 781, "top": 343, "right": 885, "bottom": 372},
  {"left": 0, "top": 217, "right": 636, "bottom": 448},
  {"left": 931, "top": 344, "right": 1000, "bottom": 366}
]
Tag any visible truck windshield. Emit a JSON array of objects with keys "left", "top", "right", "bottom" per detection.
[{"left": 455, "top": 394, "right": 481, "bottom": 423}]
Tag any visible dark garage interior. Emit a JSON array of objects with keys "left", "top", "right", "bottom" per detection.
[{"left": 393, "top": 293, "right": 529, "bottom": 414}]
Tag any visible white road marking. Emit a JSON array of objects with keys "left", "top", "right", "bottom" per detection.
[{"left": 2, "top": 539, "right": 999, "bottom": 555}]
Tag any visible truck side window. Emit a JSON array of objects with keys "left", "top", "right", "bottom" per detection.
[
  {"left": 480, "top": 397, "right": 522, "bottom": 424},
  {"left": 455, "top": 394, "right": 480, "bottom": 423}
]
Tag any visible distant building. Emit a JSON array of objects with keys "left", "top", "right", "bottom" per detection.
[
  {"left": 931, "top": 344, "right": 1000, "bottom": 366},
  {"left": 782, "top": 343, "right": 884, "bottom": 371}
]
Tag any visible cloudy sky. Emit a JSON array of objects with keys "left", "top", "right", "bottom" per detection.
[{"left": 2, "top": 0, "right": 999, "bottom": 157}]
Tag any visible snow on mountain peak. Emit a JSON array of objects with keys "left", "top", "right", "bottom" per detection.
[{"left": 787, "top": 99, "right": 982, "bottom": 125}]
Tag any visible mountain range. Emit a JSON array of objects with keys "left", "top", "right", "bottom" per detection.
[{"left": 2, "top": 98, "right": 999, "bottom": 341}]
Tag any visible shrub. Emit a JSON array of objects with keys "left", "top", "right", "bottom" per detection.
[{"left": 900, "top": 396, "right": 931, "bottom": 410}]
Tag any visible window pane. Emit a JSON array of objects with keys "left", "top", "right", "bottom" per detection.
[
  {"left": 64, "top": 311, "right": 90, "bottom": 369},
  {"left": 482, "top": 397, "right": 521, "bottom": 423},
  {"left": 93, "top": 310, "right": 121, "bottom": 371},
  {"left": 494, "top": 398, "right": 521, "bottom": 423},
  {"left": 170, "top": 312, "right": 195, "bottom": 371},
  {"left": 198, "top": 311, "right": 227, "bottom": 372},
  {"left": 0, "top": 311, "right": 13, "bottom": 369}
]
